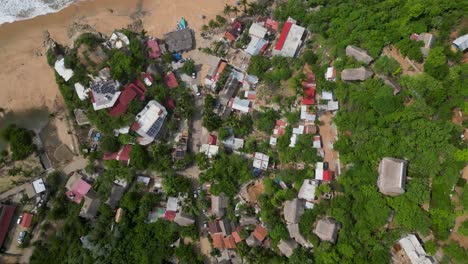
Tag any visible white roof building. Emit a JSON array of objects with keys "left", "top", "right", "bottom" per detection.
[
  {"left": 231, "top": 97, "right": 250, "bottom": 113},
  {"left": 222, "top": 136, "right": 244, "bottom": 150},
  {"left": 273, "top": 19, "right": 306, "bottom": 57},
  {"left": 245, "top": 37, "right": 268, "bottom": 56},
  {"left": 253, "top": 152, "right": 269, "bottom": 170},
  {"left": 32, "top": 178, "right": 46, "bottom": 194},
  {"left": 107, "top": 32, "right": 130, "bottom": 49},
  {"left": 200, "top": 144, "right": 219, "bottom": 158},
  {"left": 137, "top": 176, "right": 151, "bottom": 186},
  {"left": 453, "top": 34, "right": 468, "bottom": 51},
  {"left": 322, "top": 91, "right": 333, "bottom": 100},
  {"left": 249, "top": 23, "right": 268, "bottom": 39},
  {"left": 289, "top": 133, "right": 298, "bottom": 148},
  {"left": 300, "top": 105, "right": 316, "bottom": 122},
  {"left": 54, "top": 58, "right": 74, "bottom": 81},
  {"left": 315, "top": 162, "right": 324, "bottom": 180},
  {"left": 292, "top": 125, "right": 304, "bottom": 135},
  {"left": 313, "top": 135, "right": 321, "bottom": 149},
  {"left": 166, "top": 197, "right": 179, "bottom": 212},
  {"left": 297, "top": 179, "right": 318, "bottom": 202},
  {"left": 74, "top": 83, "right": 89, "bottom": 101},
  {"left": 398, "top": 234, "right": 434, "bottom": 264},
  {"left": 327, "top": 101, "right": 339, "bottom": 111},
  {"left": 90, "top": 80, "right": 121, "bottom": 110},
  {"left": 134, "top": 100, "right": 167, "bottom": 145},
  {"left": 270, "top": 137, "right": 278, "bottom": 146},
  {"left": 325, "top": 67, "right": 336, "bottom": 81}
]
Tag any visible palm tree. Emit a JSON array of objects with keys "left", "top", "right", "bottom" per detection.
[
  {"left": 223, "top": 4, "right": 232, "bottom": 17},
  {"left": 240, "top": 0, "right": 248, "bottom": 13},
  {"left": 232, "top": 6, "right": 240, "bottom": 17}
]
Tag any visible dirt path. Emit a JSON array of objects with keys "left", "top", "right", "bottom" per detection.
[
  {"left": 318, "top": 112, "right": 340, "bottom": 173},
  {"left": 382, "top": 46, "right": 423, "bottom": 75}
]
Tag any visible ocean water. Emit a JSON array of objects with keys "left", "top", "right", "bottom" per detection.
[{"left": 0, "top": 0, "right": 76, "bottom": 25}]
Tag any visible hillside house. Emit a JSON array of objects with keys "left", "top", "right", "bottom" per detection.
[
  {"left": 105, "top": 32, "right": 130, "bottom": 49},
  {"left": 54, "top": 58, "right": 74, "bottom": 81},
  {"left": 341, "top": 67, "right": 373, "bottom": 81},
  {"left": 212, "top": 193, "right": 228, "bottom": 218},
  {"left": 283, "top": 198, "right": 305, "bottom": 224},
  {"left": 108, "top": 80, "right": 146, "bottom": 116},
  {"left": 410, "top": 33, "right": 435, "bottom": 57},
  {"left": 273, "top": 18, "right": 306, "bottom": 57},
  {"left": 345, "top": 45, "right": 374, "bottom": 64},
  {"left": 270, "top": 119, "right": 287, "bottom": 146},
  {"left": 253, "top": 152, "right": 269, "bottom": 170},
  {"left": 80, "top": 193, "right": 100, "bottom": 219},
  {"left": 230, "top": 97, "right": 251, "bottom": 113},
  {"left": 164, "top": 28, "right": 194, "bottom": 52},
  {"left": 249, "top": 23, "right": 268, "bottom": 39},
  {"left": 245, "top": 37, "right": 268, "bottom": 56},
  {"left": 132, "top": 100, "right": 167, "bottom": 145},
  {"left": 103, "top": 145, "right": 132, "bottom": 165},
  {"left": 32, "top": 178, "right": 46, "bottom": 195},
  {"left": 325, "top": 67, "right": 337, "bottom": 81},
  {"left": 313, "top": 218, "right": 340, "bottom": 243},
  {"left": 297, "top": 179, "right": 318, "bottom": 203},
  {"left": 224, "top": 20, "right": 243, "bottom": 43},
  {"left": 396, "top": 234, "right": 434, "bottom": 264},
  {"left": 74, "top": 109, "right": 90, "bottom": 126},
  {"left": 278, "top": 239, "right": 298, "bottom": 258},
  {"left": 222, "top": 136, "right": 244, "bottom": 150},
  {"left": 200, "top": 144, "right": 219, "bottom": 158},
  {"left": 453, "top": 34, "right": 468, "bottom": 51},
  {"left": 253, "top": 225, "right": 268, "bottom": 242},
  {"left": 315, "top": 162, "right": 333, "bottom": 182},
  {"left": 74, "top": 83, "right": 89, "bottom": 101},
  {"left": 164, "top": 72, "right": 179, "bottom": 88},
  {"left": 106, "top": 185, "right": 126, "bottom": 210},
  {"left": 287, "top": 223, "right": 312, "bottom": 248},
  {"left": 89, "top": 80, "right": 121, "bottom": 110},
  {"left": 65, "top": 172, "right": 92, "bottom": 204},
  {"left": 377, "top": 157, "right": 407, "bottom": 196}
]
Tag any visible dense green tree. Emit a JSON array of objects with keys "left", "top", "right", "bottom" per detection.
[
  {"left": 162, "top": 173, "right": 191, "bottom": 196},
  {"left": 424, "top": 47, "right": 449, "bottom": 80},
  {"left": 129, "top": 144, "right": 150, "bottom": 169},
  {"left": 1, "top": 124, "right": 34, "bottom": 160},
  {"left": 181, "top": 60, "right": 195, "bottom": 75},
  {"left": 100, "top": 135, "right": 121, "bottom": 153},
  {"left": 247, "top": 55, "right": 271, "bottom": 79},
  {"left": 108, "top": 51, "right": 135, "bottom": 83},
  {"left": 374, "top": 56, "right": 401, "bottom": 76}
]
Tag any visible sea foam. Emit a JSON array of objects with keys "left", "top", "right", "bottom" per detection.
[{"left": 0, "top": 0, "right": 76, "bottom": 25}]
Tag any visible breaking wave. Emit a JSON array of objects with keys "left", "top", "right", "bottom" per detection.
[{"left": 0, "top": 0, "right": 76, "bottom": 25}]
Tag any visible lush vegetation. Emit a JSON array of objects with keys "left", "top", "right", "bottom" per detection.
[{"left": 1, "top": 124, "right": 35, "bottom": 160}]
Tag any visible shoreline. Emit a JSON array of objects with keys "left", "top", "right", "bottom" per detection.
[{"left": 0, "top": 0, "right": 234, "bottom": 150}]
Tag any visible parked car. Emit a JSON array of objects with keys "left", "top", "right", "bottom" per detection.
[
  {"left": 323, "top": 162, "right": 329, "bottom": 170},
  {"left": 17, "top": 215, "right": 23, "bottom": 225},
  {"left": 193, "top": 191, "right": 198, "bottom": 199},
  {"left": 17, "top": 231, "right": 26, "bottom": 244}
]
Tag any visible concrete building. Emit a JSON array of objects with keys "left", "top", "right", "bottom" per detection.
[
  {"left": 273, "top": 18, "right": 306, "bottom": 57},
  {"left": 341, "top": 67, "right": 373, "bottom": 81},
  {"left": 297, "top": 179, "right": 318, "bottom": 202},
  {"left": 377, "top": 157, "right": 407, "bottom": 196},
  {"left": 253, "top": 152, "right": 269, "bottom": 170},
  {"left": 199, "top": 144, "right": 219, "bottom": 158},
  {"left": 89, "top": 80, "right": 121, "bottom": 110},
  {"left": 345, "top": 45, "right": 374, "bottom": 64},
  {"left": 132, "top": 100, "right": 167, "bottom": 145},
  {"left": 396, "top": 234, "right": 434, "bottom": 264},
  {"left": 453, "top": 34, "right": 468, "bottom": 52},
  {"left": 74, "top": 109, "right": 90, "bottom": 126},
  {"left": 245, "top": 37, "right": 268, "bottom": 56},
  {"left": 74, "top": 83, "right": 89, "bottom": 101},
  {"left": 54, "top": 58, "right": 74, "bottom": 81},
  {"left": 248, "top": 23, "right": 268, "bottom": 39},
  {"left": 231, "top": 97, "right": 251, "bottom": 113},
  {"left": 212, "top": 193, "right": 228, "bottom": 218}
]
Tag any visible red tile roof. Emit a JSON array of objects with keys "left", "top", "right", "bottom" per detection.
[
  {"left": 0, "top": 204, "right": 16, "bottom": 247},
  {"left": 68, "top": 178, "right": 91, "bottom": 203},
  {"left": 323, "top": 170, "right": 332, "bottom": 182},
  {"left": 164, "top": 72, "right": 179, "bottom": 88},
  {"left": 225, "top": 31, "right": 237, "bottom": 42},
  {"left": 20, "top": 213, "right": 33, "bottom": 229},
  {"left": 232, "top": 226, "right": 242, "bottom": 243},
  {"left": 208, "top": 135, "right": 217, "bottom": 145},
  {"left": 209, "top": 220, "right": 222, "bottom": 234},
  {"left": 164, "top": 210, "right": 176, "bottom": 221},
  {"left": 211, "top": 233, "right": 224, "bottom": 249},
  {"left": 276, "top": 120, "right": 287, "bottom": 127},
  {"left": 253, "top": 225, "right": 267, "bottom": 242},
  {"left": 223, "top": 236, "right": 237, "bottom": 249},
  {"left": 108, "top": 81, "right": 146, "bottom": 116},
  {"left": 265, "top": 19, "right": 279, "bottom": 32},
  {"left": 213, "top": 62, "right": 227, "bottom": 82},
  {"left": 275, "top": 22, "right": 292, "bottom": 50},
  {"left": 103, "top": 145, "right": 132, "bottom": 165},
  {"left": 131, "top": 121, "right": 140, "bottom": 131},
  {"left": 147, "top": 39, "right": 161, "bottom": 58}
]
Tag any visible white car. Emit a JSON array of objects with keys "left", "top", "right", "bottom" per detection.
[
  {"left": 17, "top": 215, "right": 23, "bottom": 225},
  {"left": 17, "top": 231, "right": 26, "bottom": 244}
]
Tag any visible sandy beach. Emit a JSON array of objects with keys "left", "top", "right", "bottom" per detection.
[{"left": 0, "top": 0, "right": 235, "bottom": 148}]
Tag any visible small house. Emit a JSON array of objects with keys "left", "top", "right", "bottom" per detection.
[
  {"left": 211, "top": 193, "right": 228, "bottom": 218},
  {"left": 174, "top": 211, "right": 195, "bottom": 226},
  {"left": 65, "top": 172, "right": 91, "bottom": 204},
  {"left": 106, "top": 185, "right": 126, "bottom": 210},
  {"left": 253, "top": 152, "right": 269, "bottom": 170},
  {"left": 230, "top": 97, "right": 251, "bottom": 113},
  {"left": 397, "top": 234, "right": 434, "bottom": 264},
  {"left": 147, "top": 38, "right": 161, "bottom": 58},
  {"left": 199, "top": 144, "right": 219, "bottom": 158},
  {"left": 74, "top": 109, "right": 90, "bottom": 126},
  {"left": 377, "top": 157, "right": 407, "bottom": 196},
  {"left": 341, "top": 67, "right": 373, "bottom": 81},
  {"left": 32, "top": 178, "right": 46, "bottom": 195},
  {"left": 453, "top": 34, "right": 468, "bottom": 52},
  {"left": 74, "top": 83, "right": 89, "bottom": 101},
  {"left": 287, "top": 223, "right": 312, "bottom": 248},
  {"left": 224, "top": 20, "right": 243, "bottom": 43},
  {"left": 222, "top": 136, "right": 244, "bottom": 150},
  {"left": 103, "top": 145, "right": 132, "bottom": 166},
  {"left": 132, "top": 100, "right": 168, "bottom": 145},
  {"left": 313, "top": 218, "right": 340, "bottom": 243},
  {"left": 345, "top": 45, "right": 374, "bottom": 64},
  {"left": 278, "top": 239, "right": 298, "bottom": 258},
  {"left": 20, "top": 213, "right": 33, "bottom": 229},
  {"left": 297, "top": 179, "right": 318, "bottom": 202},
  {"left": 325, "top": 67, "right": 336, "bottom": 81},
  {"left": 164, "top": 72, "right": 179, "bottom": 88},
  {"left": 248, "top": 23, "right": 268, "bottom": 39},
  {"left": 252, "top": 225, "right": 268, "bottom": 242},
  {"left": 0, "top": 204, "right": 16, "bottom": 248},
  {"left": 80, "top": 193, "right": 100, "bottom": 219},
  {"left": 54, "top": 58, "right": 74, "bottom": 81}
]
